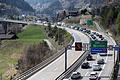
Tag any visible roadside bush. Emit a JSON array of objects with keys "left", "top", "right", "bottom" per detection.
[{"left": 17, "top": 41, "right": 53, "bottom": 72}]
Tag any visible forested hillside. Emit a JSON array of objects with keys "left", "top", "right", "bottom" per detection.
[
  {"left": 25, "top": 0, "right": 109, "bottom": 17},
  {"left": 100, "top": 1, "right": 120, "bottom": 35},
  {"left": 0, "top": 0, "right": 34, "bottom": 17}
]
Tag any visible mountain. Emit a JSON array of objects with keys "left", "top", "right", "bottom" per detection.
[
  {"left": 25, "top": 0, "right": 109, "bottom": 17},
  {"left": 0, "top": 0, "right": 34, "bottom": 17}
]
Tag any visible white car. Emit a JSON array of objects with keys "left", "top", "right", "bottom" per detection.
[
  {"left": 93, "top": 64, "right": 101, "bottom": 71},
  {"left": 99, "top": 53, "right": 107, "bottom": 56},
  {"left": 89, "top": 72, "right": 98, "bottom": 80},
  {"left": 71, "top": 72, "right": 81, "bottom": 79}
]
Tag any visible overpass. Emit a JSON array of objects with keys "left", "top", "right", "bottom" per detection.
[{"left": 0, "top": 19, "right": 28, "bottom": 34}]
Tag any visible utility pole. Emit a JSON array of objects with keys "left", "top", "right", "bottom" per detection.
[
  {"left": 114, "top": 47, "right": 116, "bottom": 65},
  {"left": 64, "top": 34, "right": 67, "bottom": 71}
]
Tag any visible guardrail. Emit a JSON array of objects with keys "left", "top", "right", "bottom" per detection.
[
  {"left": 55, "top": 29, "right": 91, "bottom": 80},
  {"left": 94, "top": 21, "right": 118, "bottom": 80},
  {"left": 55, "top": 51, "right": 89, "bottom": 80},
  {"left": 12, "top": 36, "right": 74, "bottom": 80},
  {"left": 110, "top": 40, "right": 119, "bottom": 80}
]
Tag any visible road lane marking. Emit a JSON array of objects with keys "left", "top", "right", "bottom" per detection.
[
  {"left": 98, "top": 51, "right": 109, "bottom": 77},
  {"left": 108, "top": 60, "right": 114, "bottom": 62},
  {"left": 85, "top": 72, "right": 89, "bottom": 77}
]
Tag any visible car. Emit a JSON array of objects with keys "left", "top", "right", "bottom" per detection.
[
  {"left": 74, "top": 26, "right": 79, "bottom": 30},
  {"left": 87, "top": 54, "right": 93, "bottom": 61},
  {"left": 86, "top": 30, "right": 91, "bottom": 34},
  {"left": 94, "top": 38, "right": 98, "bottom": 41},
  {"left": 93, "top": 64, "right": 101, "bottom": 71},
  {"left": 101, "top": 37, "right": 104, "bottom": 40},
  {"left": 82, "top": 27, "right": 86, "bottom": 30},
  {"left": 91, "top": 36, "right": 96, "bottom": 40},
  {"left": 71, "top": 72, "right": 81, "bottom": 79},
  {"left": 72, "top": 26, "right": 77, "bottom": 29},
  {"left": 81, "top": 62, "right": 90, "bottom": 69},
  {"left": 99, "top": 35, "right": 102, "bottom": 38},
  {"left": 79, "top": 28, "right": 83, "bottom": 31},
  {"left": 97, "top": 58, "right": 104, "bottom": 64},
  {"left": 95, "top": 33, "right": 99, "bottom": 36},
  {"left": 99, "top": 53, "right": 107, "bottom": 56},
  {"left": 89, "top": 72, "right": 98, "bottom": 80},
  {"left": 92, "top": 32, "right": 96, "bottom": 35},
  {"left": 90, "top": 34, "right": 94, "bottom": 37}
]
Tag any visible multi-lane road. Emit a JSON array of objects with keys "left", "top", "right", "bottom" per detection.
[
  {"left": 66, "top": 22, "right": 117, "bottom": 80},
  {"left": 27, "top": 27, "right": 90, "bottom": 80},
  {"left": 68, "top": 31, "right": 117, "bottom": 80}
]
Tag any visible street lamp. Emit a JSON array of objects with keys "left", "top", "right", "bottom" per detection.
[{"left": 58, "top": 27, "right": 59, "bottom": 44}]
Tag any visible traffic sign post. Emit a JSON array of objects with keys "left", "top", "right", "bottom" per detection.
[
  {"left": 108, "top": 45, "right": 114, "bottom": 50},
  {"left": 65, "top": 46, "right": 67, "bottom": 71},
  {"left": 91, "top": 40, "right": 107, "bottom": 53},
  {"left": 75, "top": 42, "right": 82, "bottom": 51},
  {"left": 83, "top": 43, "right": 89, "bottom": 51},
  {"left": 114, "top": 45, "right": 119, "bottom": 65},
  {"left": 91, "top": 48, "right": 107, "bottom": 53},
  {"left": 87, "top": 20, "right": 93, "bottom": 25},
  {"left": 115, "top": 45, "right": 119, "bottom": 51},
  {"left": 67, "top": 45, "right": 72, "bottom": 50}
]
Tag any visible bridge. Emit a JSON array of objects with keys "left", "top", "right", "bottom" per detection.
[{"left": 0, "top": 18, "right": 28, "bottom": 34}]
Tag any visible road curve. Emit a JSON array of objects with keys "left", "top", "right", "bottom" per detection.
[
  {"left": 27, "top": 27, "right": 90, "bottom": 80},
  {"left": 67, "top": 22, "right": 117, "bottom": 80}
]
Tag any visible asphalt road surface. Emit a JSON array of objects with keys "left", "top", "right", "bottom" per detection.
[{"left": 68, "top": 29, "right": 117, "bottom": 80}]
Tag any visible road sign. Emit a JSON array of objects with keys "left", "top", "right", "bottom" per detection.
[
  {"left": 87, "top": 20, "right": 93, "bottom": 25},
  {"left": 75, "top": 42, "right": 82, "bottom": 51},
  {"left": 115, "top": 45, "right": 119, "bottom": 51},
  {"left": 91, "top": 48, "right": 107, "bottom": 53},
  {"left": 91, "top": 40, "right": 107, "bottom": 48},
  {"left": 83, "top": 43, "right": 89, "bottom": 51},
  {"left": 108, "top": 45, "right": 113, "bottom": 50},
  {"left": 91, "top": 40, "right": 107, "bottom": 53},
  {"left": 67, "top": 45, "right": 72, "bottom": 49}
]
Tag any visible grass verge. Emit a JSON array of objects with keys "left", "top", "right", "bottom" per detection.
[{"left": 0, "top": 24, "right": 47, "bottom": 80}]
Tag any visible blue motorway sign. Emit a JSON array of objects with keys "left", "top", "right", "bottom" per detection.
[
  {"left": 115, "top": 45, "right": 119, "bottom": 51},
  {"left": 91, "top": 48, "right": 107, "bottom": 53}
]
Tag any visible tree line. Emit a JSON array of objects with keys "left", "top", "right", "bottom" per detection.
[
  {"left": 100, "top": 5, "right": 120, "bottom": 35},
  {"left": 45, "top": 23, "right": 68, "bottom": 45}
]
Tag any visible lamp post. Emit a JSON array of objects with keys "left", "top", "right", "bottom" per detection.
[
  {"left": 64, "top": 35, "right": 67, "bottom": 71},
  {"left": 65, "top": 46, "right": 67, "bottom": 71},
  {"left": 58, "top": 27, "right": 59, "bottom": 44}
]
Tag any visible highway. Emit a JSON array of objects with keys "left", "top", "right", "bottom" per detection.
[
  {"left": 27, "top": 27, "right": 90, "bottom": 80},
  {"left": 75, "top": 34, "right": 116, "bottom": 80},
  {"left": 66, "top": 23, "right": 117, "bottom": 80}
]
